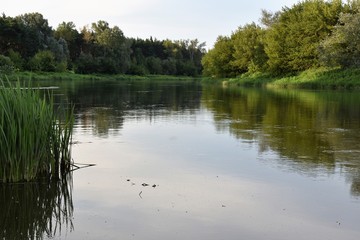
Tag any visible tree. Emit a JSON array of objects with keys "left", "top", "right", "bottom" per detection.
[
  {"left": 202, "top": 36, "right": 235, "bottom": 77},
  {"left": 75, "top": 21, "right": 131, "bottom": 74},
  {"left": 15, "top": 12, "right": 53, "bottom": 58},
  {"left": 28, "top": 50, "right": 56, "bottom": 72},
  {"left": 8, "top": 49, "right": 24, "bottom": 70},
  {"left": 0, "top": 55, "right": 15, "bottom": 74},
  {"left": 259, "top": 9, "right": 281, "bottom": 28},
  {"left": 231, "top": 23, "right": 268, "bottom": 74},
  {"left": 319, "top": 12, "right": 360, "bottom": 67},
  {"left": 54, "top": 22, "right": 82, "bottom": 62},
  {"left": 264, "top": 0, "right": 343, "bottom": 74}
]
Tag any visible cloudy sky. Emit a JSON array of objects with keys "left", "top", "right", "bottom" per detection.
[{"left": 3, "top": 0, "right": 300, "bottom": 48}]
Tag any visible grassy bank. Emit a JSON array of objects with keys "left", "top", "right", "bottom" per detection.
[
  {"left": 0, "top": 79, "right": 74, "bottom": 182},
  {"left": 4, "top": 71, "right": 201, "bottom": 82},
  {"left": 227, "top": 68, "right": 360, "bottom": 89}
]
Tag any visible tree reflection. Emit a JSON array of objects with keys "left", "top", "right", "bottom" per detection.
[
  {"left": 0, "top": 175, "right": 73, "bottom": 240},
  {"left": 202, "top": 85, "right": 360, "bottom": 196},
  {"left": 64, "top": 80, "right": 201, "bottom": 137}
]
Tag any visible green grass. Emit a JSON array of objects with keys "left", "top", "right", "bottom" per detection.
[
  {"left": 227, "top": 67, "right": 360, "bottom": 89},
  {"left": 4, "top": 71, "right": 201, "bottom": 82},
  {"left": 0, "top": 78, "right": 74, "bottom": 183}
]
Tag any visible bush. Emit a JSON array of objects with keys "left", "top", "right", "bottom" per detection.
[
  {"left": 28, "top": 50, "right": 56, "bottom": 72},
  {"left": 0, "top": 55, "right": 15, "bottom": 74},
  {"left": 8, "top": 49, "right": 24, "bottom": 71}
]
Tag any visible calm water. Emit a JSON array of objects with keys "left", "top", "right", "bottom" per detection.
[{"left": 1, "top": 79, "right": 360, "bottom": 240}]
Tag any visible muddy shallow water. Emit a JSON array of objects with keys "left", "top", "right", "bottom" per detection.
[{"left": 1, "top": 79, "right": 359, "bottom": 239}]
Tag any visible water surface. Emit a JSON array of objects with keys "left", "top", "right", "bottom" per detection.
[{"left": 1, "top": 79, "right": 359, "bottom": 240}]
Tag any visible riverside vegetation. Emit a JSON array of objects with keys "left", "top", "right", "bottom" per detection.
[
  {"left": 202, "top": 0, "right": 360, "bottom": 88},
  {"left": 2, "top": 1, "right": 360, "bottom": 89},
  {"left": 0, "top": 79, "right": 74, "bottom": 183}
]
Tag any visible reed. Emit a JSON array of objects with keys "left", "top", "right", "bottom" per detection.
[{"left": 0, "top": 79, "right": 74, "bottom": 182}]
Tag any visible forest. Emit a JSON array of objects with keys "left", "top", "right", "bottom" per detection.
[
  {"left": 2, "top": 0, "right": 360, "bottom": 80},
  {"left": 0, "top": 14, "right": 205, "bottom": 76},
  {"left": 202, "top": 0, "right": 360, "bottom": 78}
]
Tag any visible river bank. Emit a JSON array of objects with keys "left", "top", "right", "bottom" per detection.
[
  {"left": 3, "top": 71, "right": 201, "bottom": 82},
  {"left": 226, "top": 67, "right": 360, "bottom": 90},
  {"left": 4, "top": 68, "right": 360, "bottom": 90}
]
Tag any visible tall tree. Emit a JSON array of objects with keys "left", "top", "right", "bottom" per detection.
[
  {"left": 54, "top": 22, "right": 82, "bottom": 61},
  {"left": 15, "top": 12, "right": 53, "bottom": 58},
  {"left": 202, "top": 36, "right": 235, "bottom": 78},
  {"left": 231, "top": 23, "right": 268, "bottom": 74},
  {"left": 264, "top": 0, "right": 343, "bottom": 74},
  {"left": 319, "top": 12, "right": 360, "bottom": 67}
]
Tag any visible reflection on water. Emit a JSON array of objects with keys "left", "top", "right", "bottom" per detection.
[
  {"left": 0, "top": 175, "right": 73, "bottom": 239},
  {"left": 61, "top": 80, "right": 201, "bottom": 137},
  {"left": 202, "top": 86, "right": 360, "bottom": 196},
  {"left": 5, "top": 79, "right": 360, "bottom": 239}
]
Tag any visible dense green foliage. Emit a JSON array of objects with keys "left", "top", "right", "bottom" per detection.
[
  {"left": 203, "top": 0, "right": 360, "bottom": 78},
  {"left": 227, "top": 67, "right": 360, "bottom": 89},
  {"left": 0, "top": 80, "right": 74, "bottom": 182},
  {"left": 0, "top": 13, "right": 205, "bottom": 76}
]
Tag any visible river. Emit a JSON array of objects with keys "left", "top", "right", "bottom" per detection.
[{"left": 1, "top": 79, "right": 359, "bottom": 240}]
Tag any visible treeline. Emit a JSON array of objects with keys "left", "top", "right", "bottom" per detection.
[
  {"left": 0, "top": 13, "right": 206, "bottom": 76},
  {"left": 202, "top": 0, "right": 360, "bottom": 78}
]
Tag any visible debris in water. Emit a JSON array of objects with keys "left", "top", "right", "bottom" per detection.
[
  {"left": 142, "top": 183, "right": 149, "bottom": 187},
  {"left": 139, "top": 191, "right": 143, "bottom": 199},
  {"left": 152, "top": 184, "right": 157, "bottom": 188}
]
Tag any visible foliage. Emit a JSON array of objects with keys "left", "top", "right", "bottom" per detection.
[
  {"left": 228, "top": 67, "right": 360, "bottom": 89},
  {"left": 201, "top": 36, "right": 235, "bottom": 78},
  {"left": 264, "top": 0, "right": 343, "bottom": 74},
  {"left": 0, "top": 13, "right": 205, "bottom": 76},
  {"left": 231, "top": 23, "right": 268, "bottom": 74},
  {"left": 0, "top": 55, "right": 15, "bottom": 74},
  {"left": 319, "top": 12, "right": 360, "bottom": 67},
  {"left": 202, "top": 0, "right": 360, "bottom": 80},
  {"left": 7, "top": 49, "right": 24, "bottom": 71},
  {"left": 28, "top": 50, "right": 56, "bottom": 72},
  {"left": 0, "top": 79, "right": 74, "bottom": 182}
]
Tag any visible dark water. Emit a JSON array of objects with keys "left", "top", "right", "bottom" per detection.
[{"left": 1, "top": 79, "right": 359, "bottom": 240}]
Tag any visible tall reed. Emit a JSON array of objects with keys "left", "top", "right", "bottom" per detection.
[{"left": 0, "top": 79, "right": 74, "bottom": 182}]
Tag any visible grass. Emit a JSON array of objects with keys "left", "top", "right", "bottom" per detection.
[
  {"left": 227, "top": 67, "right": 360, "bottom": 89},
  {"left": 0, "top": 78, "right": 74, "bottom": 183},
  {"left": 4, "top": 71, "right": 201, "bottom": 82}
]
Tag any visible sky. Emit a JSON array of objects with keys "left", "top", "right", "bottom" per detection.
[{"left": 3, "top": 0, "right": 300, "bottom": 48}]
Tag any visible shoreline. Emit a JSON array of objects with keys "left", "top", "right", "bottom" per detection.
[
  {"left": 3, "top": 68, "right": 360, "bottom": 90},
  {"left": 225, "top": 68, "right": 360, "bottom": 90}
]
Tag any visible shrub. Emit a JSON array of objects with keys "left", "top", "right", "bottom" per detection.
[
  {"left": 28, "top": 50, "right": 56, "bottom": 72},
  {"left": 0, "top": 55, "right": 15, "bottom": 74}
]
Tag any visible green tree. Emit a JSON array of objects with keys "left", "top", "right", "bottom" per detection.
[
  {"left": 28, "top": 50, "right": 56, "bottom": 72},
  {"left": 319, "top": 12, "right": 360, "bottom": 67},
  {"left": 54, "top": 22, "right": 82, "bottom": 62},
  {"left": 265, "top": 0, "right": 343, "bottom": 74},
  {"left": 15, "top": 12, "right": 53, "bottom": 58},
  {"left": 0, "top": 55, "right": 15, "bottom": 74},
  {"left": 231, "top": 23, "right": 268, "bottom": 73},
  {"left": 202, "top": 36, "right": 235, "bottom": 77},
  {"left": 7, "top": 49, "right": 24, "bottom": 70}
]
